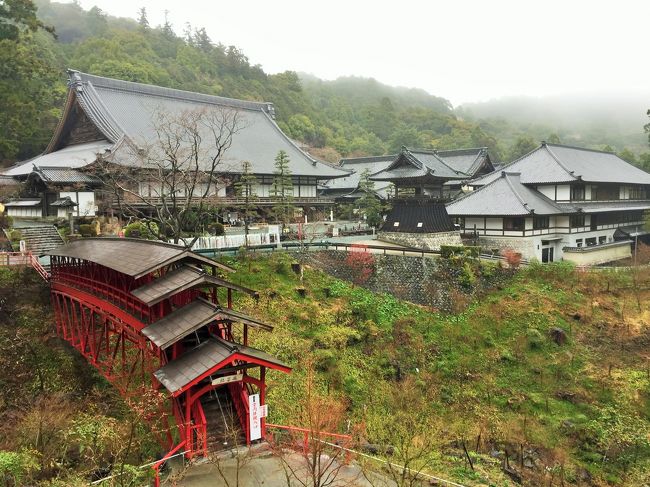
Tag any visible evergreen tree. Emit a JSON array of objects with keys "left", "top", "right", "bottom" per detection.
[
  {"left": 270, "top": 150, "right": 294, "bottom": 231},
  {"left": 357, "top": 169, "right": 383, "bottom": 227},
  {"left": 137, "top": 7, "right": 149, "bottom": 31},
  {"left": 161, "top": 10, "right": 174, "bottom": 38},
  {"left": 234, "top": 161, "right": 258, "bottom": 247}
]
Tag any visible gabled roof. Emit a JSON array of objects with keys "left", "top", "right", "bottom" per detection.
[
  {"left": 3, "top": 141, "right": 112, "bottom": 177},
  {"left": 325, "top": 154, "right": 396, "bottom": 191},
  {"left": 154, "top": 336, "right": 290, "bottom": 395},
  {"left": 46, "top": 238, "right": 233, "bottom": 278},
  {"left": 447, "top": 172, "right": 565, "bottom": 216},
  {"left": 3, "top": 198, "right": 41, "bottom": 207},
  {"left": 382, "top": 199, "right": 456, "bottom": 233},
  {"left": 131, "top": 263, "right": 254, "bottom": 305},
  {"left": 59, "top": 70, "right": 346, "bottom": 179},
  {"left": 470, "top": 143, "right": 650, "bottom": 186},
  {"left": 371, "top": 147, "right": 470, "bottom": 182},
  {"left": 436, "top": 147, "right": 492, "bottom": 175},
  {"left": 30, "top": 166, "right": 101, "bottom": 185},
  {"left": 141, "top": 297, "right": 272, "bottom": 350}
]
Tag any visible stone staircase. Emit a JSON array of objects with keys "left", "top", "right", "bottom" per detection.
[
  {"left": 9, "top": 224, "right": 64, "bottom": 254},
  {"left": 202, "top": 388, "right": 245, "bottom": 452}
]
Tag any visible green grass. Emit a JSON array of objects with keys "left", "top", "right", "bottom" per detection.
[{"left": 221, "top": 253, "right": 650, "bottom": 485}]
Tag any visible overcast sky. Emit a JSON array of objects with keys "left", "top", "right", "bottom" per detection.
[{"left": 73, "top": 0, "right": 650, "bottom": 106}]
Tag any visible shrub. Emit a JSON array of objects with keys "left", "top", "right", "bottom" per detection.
[
  {"left": 78, "top": 224, "right": 95, "bottom": 237},
  {"left": 502, "top": 248, "right": 522, "bottom": 268},
  {"left": 458, "top": 261, "right": 478, "bottom": 288},
  {"left": 9, "top": 229, "right": 21, "bottom": 242},
  {"left": 0, "top": 213, "right": 13, "bottom": 229},
  {"left": 440, "top": 245, "right": 481, "bottom": 258},
  {"left": 208, "top": 222, "right": 225, "bottom": 236},
  {"left": 0, "top": 450, "right": 40, "bottom": 485},
  {"left": 123, "top": 221, "right": 159, "bottom": 240}
]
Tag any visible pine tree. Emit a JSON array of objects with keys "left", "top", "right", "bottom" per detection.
[
  {"left": 270, "top": 150, "right": 294, "bottom": 231},
  {"left": 234, "top": 161, "right": 258, "bottom": 248},
  {"left": 161, "top": 10, "right": 174, "bottom": 39},
  {"left": 357, "top": 169, "right": 383, "bottom": 227},
  {"left": 137, "top": 7, "right": 149, "bottom": 31}
]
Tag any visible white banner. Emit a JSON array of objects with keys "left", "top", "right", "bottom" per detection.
[
  {"left": 211, "top": 372, "right": 243, "bottom": 386},
  {"left": 249, "top": 393, "right": 262, "bottom": 441}
]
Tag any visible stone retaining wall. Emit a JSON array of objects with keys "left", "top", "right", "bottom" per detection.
[{"left": 377, "top": 231, "right": 462, "bottom": 251}]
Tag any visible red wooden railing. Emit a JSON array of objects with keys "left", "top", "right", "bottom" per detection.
[
  {"left": 0, "top": 251, "right": 50, "bottom": 280},
  {"left": 265, "top": 423, "right": 353, "bottom": 462}
]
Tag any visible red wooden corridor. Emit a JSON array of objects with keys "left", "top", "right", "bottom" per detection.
[{"left": 46, "top": 238, "right": 290, "bottom": 461}]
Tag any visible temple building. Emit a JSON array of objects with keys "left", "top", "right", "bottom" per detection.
[
  {"left": 321, "top": 155, "right": 395, "bottom": 201},
  {"left": 2, "top": 70, "right": 348, "bottom": 221},
  {"left": 447, "top": 142, "right": 650, "bottom": 265},
  {"left": 369, "top": 146, "right": 494, "bottom": 249}
]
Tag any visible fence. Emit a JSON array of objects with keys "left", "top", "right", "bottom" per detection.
[{"left": 0, "top": 251, "right": 50, "bottom": 280}]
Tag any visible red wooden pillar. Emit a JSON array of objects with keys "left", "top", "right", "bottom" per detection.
[{"left": 260, "top": 366, "right": 266, "bottom": 440}]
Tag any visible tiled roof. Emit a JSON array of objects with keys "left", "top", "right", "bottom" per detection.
[
  {"left": 142, "top": 298, "right": 271, "bottom": 350},
  {"left": 64, "top": 70, "right": 347, "bottom": 179},
  {"left": 131, "top": 264, "right": 253, "bottom": 305},
  {"left": 3, "top": 198, "right": 41, "bottom": 207},
  {"left": 382, "top": 199, "right": 456, "bottom": 233},
  {"left": 46, "top": 238, "right": 233, "bottom": 278},
  {"left": 371, "top": 147, "right": 470, "bottom": 182},
  {"left": 470, "top": 143, "right": 650, "bottom": 186},
  {"left": 447, "top": 172, "right": 564, "bottom": 216},
  {"left": 325, "top": 155, "right": 396, "bottom": 191},
  {"left": 32, "top": 166, "right": 101, "bottom": 184},
  {"left": 555, "top": 201, "right": 650, "bottom": 213},
  {"left": 153, "top": 336, "right": 289, "bottom": 394},
  {"left": 436, "top": 147, "right": 491, "bottom": 175},
  {"left": 3, "top": 141, "right": 112, "bottom": 177},
  {"left": 143, "top": 299, "right": 224, "bottom": 349}
]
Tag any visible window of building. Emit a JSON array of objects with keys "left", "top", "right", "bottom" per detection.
[
  {"left": 585, "top": 237, "right": 597, "bottom": 246},
  {"left": 575, "top": 238, "right": 583, "bottom": 247},
  {"left": 629, "top": 186, "right": 646, "bottom": 199},
  {"left": 599, "top": 236, "right": 607, "bottom": 244},
  {"left": 533, "top": 216, "right": 549, "bottom": 229},
  {"left": 503, "top": 217, "right": 525, "bottom": 231},
  {"left": 570, "top": 214, "right": 585, "bottom": 228},
  {"left": 571, "top": 184, "right": 585, "bottom": 201}
]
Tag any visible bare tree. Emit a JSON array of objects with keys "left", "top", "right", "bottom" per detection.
[
  {"left": 362, "top": 378, "right": 442, "bottom": 487},
  {"left": 269, "top": 365, "right": 356, "bottom": 487},
  {"left": 96, "top": 106, "right": 243, "bottom": 245}
]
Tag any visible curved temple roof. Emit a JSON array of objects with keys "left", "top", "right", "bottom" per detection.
[
  {"left": 470, "top": 143, "right": 650, "bottom": 187},
  {"left": 154, "top": 336, "right": 290, "bottom": 395},
  {"left": 46, "top": 238, "right": 233, "bottom": 278}
]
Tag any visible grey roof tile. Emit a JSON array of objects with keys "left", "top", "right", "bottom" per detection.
[
  {"left": 3, "top": 141, "right": 112, "bottom": 177},
  {"left": 447, "top": 172, "right": 564, "bottom": 216},
  {"left": 45, "top": 238, "right": 233, "bottom": 278},
  {"left": 67, "top": 70, "right": 347, "bottom": 179},
  {"left": 131, "top": 264, "right": 254, "bottom": 305},
  {"left": 470, "top": 143, "right": 650, "bottom": 186},
  {"left": 142, "top": 297, "right": 272, "bottom": 350},
  {"left": 371, "top": 147, "right": 470, "bottom": 182}
]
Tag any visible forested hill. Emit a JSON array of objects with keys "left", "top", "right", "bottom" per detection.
[
  {"left": 2, "top": 0, "right": 649, "bottom": 168},
  {"left": 458, "top": 94, "right": 650, "bottom": 157}
]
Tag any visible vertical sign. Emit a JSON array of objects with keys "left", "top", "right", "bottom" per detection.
[
  {"left": 19, "top": 240, "right": 26, "bottom": 253},
  {"left": 249, "top": 393, "right": 261, "bottom": 441}
]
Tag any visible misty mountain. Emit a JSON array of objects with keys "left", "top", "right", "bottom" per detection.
[{"left": 458, "top": 94, "right": 650, "bottom": 153}]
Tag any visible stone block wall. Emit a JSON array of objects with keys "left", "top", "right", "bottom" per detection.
[
  {"left": 377, "top": 231, "right": 462, "bottom": 251},
  {"left": 476, "top": 236, "right": 537, "bottom": 260}
]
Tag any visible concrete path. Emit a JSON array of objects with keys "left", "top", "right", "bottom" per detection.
[{"left": 165, "top": 444, "right": 381, "bottom": 487}]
